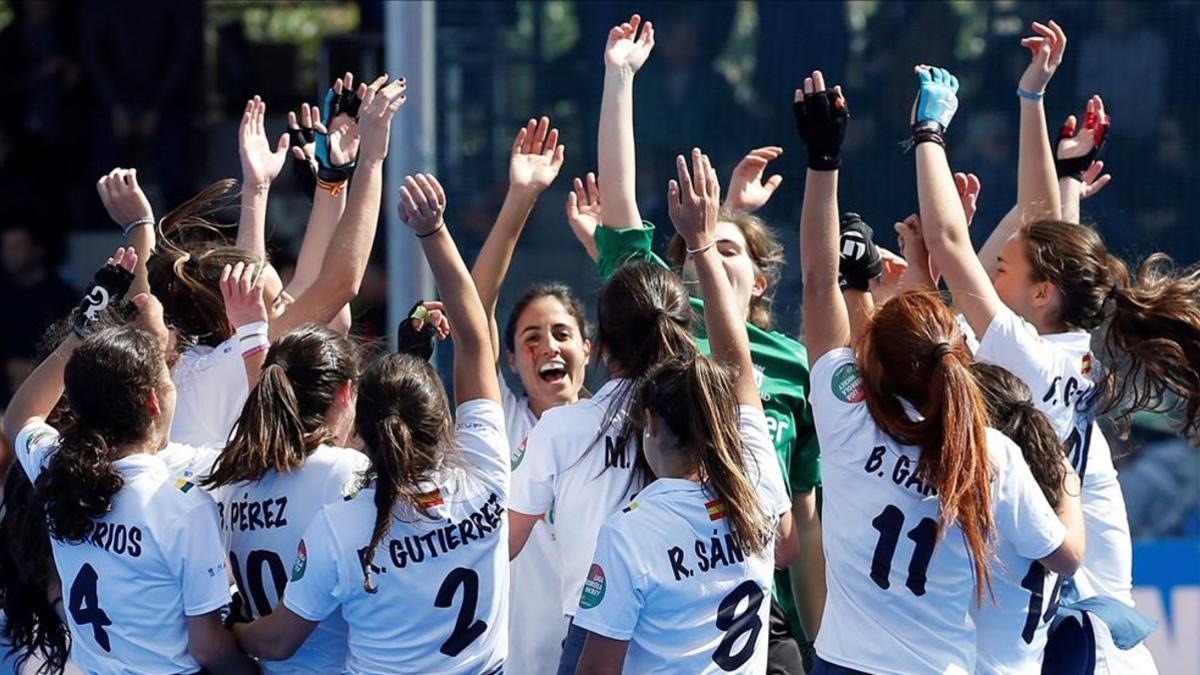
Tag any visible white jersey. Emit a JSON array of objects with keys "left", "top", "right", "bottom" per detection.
[
  {"left": 501, "top": 374, "right": 569, "bottom": 675},
  {"left": 282, "top": 400, "right": 509, "bottom": 675},
  {"left": 169, "top": 335, "right": 249, "bottom": 447},
  {"left": 15, "top": 422, "right": 230, "bottom": 675},
  {"left": 573, "top": 408, "right": 784, "bottom": 674},
  {"left": 973, "top": 539, "right": 1062, "bottom": 673},
  {"left": 974, "top": 307, "right": 1149, "bottom": 646},
  {"left": 223, "top": 444, "right": 368, "bottom": 674},
  {"left": 809, "top": 349, "right": 1065, "bottom": 675}
]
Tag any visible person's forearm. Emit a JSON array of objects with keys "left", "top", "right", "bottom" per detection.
[
  {"left": 320, "top": 160, "right": 382, "bottom": 296},
  {"left": 197, "top": 631, "right": 257, "bottom": 675},
  {"left": 976, "top": 203, "right": 1019, "bottom": 276},
  {"left": 471, "top": 185, "right": 539, "bottom": 361},
  {"left": 2, "top": 335, "right": 77, "bottom": 443},
  {"left": 289, "top": 188, "right": 348, "bottom": 295},
  {"left": 421, "top": 228, "right": 491, "bottom": 357},
  {"left": 844, "top": 289, "right": 874, "bottom": 346},
  {"left": 789, "top": 516, "right": 826, "bottom": 641},
  {"left": 916, "top": 144, "right": 969, "bottom": 250},
  {"left": 598, "top": 68, "right": 642, "bottom": 229},
  {"left": 1059, "top": 177, "right": 1083, "bottom": 224},
  {"left": 236, "top": 183, "right": 271, "bottom": 258},
  {"left": 692, "top": 248, "right": 751, "bottom": 373},
  {"left": 1016, "top": 98, "right": 1061, "bottom": 224},
  {"left": 127, "top": 222, "right": 155, "bottom": 298}
]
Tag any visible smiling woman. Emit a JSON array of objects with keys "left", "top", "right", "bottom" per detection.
[{"left": 503, "top": 284, "right": 592, "bottom": 417}]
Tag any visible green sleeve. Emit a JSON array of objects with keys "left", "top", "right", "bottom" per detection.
[
  {"left": 790, "top": 372, "right": 821, "bottom": 493},
  {"left": 595, "top": 221, "right": 668, "bottom": 281}
]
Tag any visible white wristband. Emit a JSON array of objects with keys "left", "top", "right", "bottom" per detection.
[{"left": 235, "top": 321, "right": 270, "bottom": 358}]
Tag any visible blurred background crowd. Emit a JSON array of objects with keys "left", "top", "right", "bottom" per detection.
[{"left": 0, "top": 0, "right": 1196, "bottom": 543}]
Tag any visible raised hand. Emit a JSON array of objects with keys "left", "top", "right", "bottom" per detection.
[
  {"left": 604, "top": 14, "right": 655, "bottom": 73},
  {"left": 894, "top": 214, "right": 938, "bottom": 290},
  {"left": 220, "top": 262, "right": 268, "bottom": 330},
  {"left": 911, "top": 66, "right": 959, "bottom": 133},
  {"left": 1018, "top": 20, "right": 1067, "bottom": 95},
  {"left": 1056, "top": 95, "right": 1110, "bottom": 179},
  {"left": 566, "top": 172, "right": 602, "bottom": 260},
  {"left": 1077, "top": 160, "right": 1111, "bottom": 200},
  {"left": 239, "top": 96, "right": 291, "bottom": 189},
  {"left": 357, "top": 75, "right": 407, "bottom": 164},
  {"left": 793, "top": 70, "right": 849, "bottom": 170},
  {"left": 317, "top": 73, "right": 363, "bottom": 172},
  {"left": 953, "top": 172, "right": 981, "bottom": 226},
  {"left": 667, "top": 148, "right": 721, "bottom": 248},
  {"left": 509, "top": 116, "right": 565, "bottom": 193},
  {"left": 74, "top": 247, "right": 137, "bottom": 337},
  {"left": 97, "top": 168, "right": 153, "bottom": 233},
  {"left": 838, "top": 212, "right": 883, "bottom": 292},
  {"left": 398, "top": 173, "right": 447, "bottom": 236},
  {"left": 725, "top": 146, "right": 784, "bottom": 212}
]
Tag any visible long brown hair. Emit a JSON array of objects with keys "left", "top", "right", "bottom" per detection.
[
  {"left": 148, "top": 180, "right": 263, "bottom": 348},
  {"left": 633, "top": 354, "right": 772, "bottom": 555},
  {"left": 353, "top": 353, "right": 454, "bottom": 592},
  {"left": 1023, "top": 221, "right": 1200, "bottom": 440},
  {"left": 971, "top": 363, "right": 1068, "bottom": 509},
  {"left": 204, "top": 325, "right": 360, "bottom": 487},
  {"left": 36, "top": 328, "right": 168, "bottom": 542},
  {"left": 667, "top": 210, "right": 784, "bottom": 331},
  {"left": 858, "top": 292, "right": 994, "bottom": 603}
]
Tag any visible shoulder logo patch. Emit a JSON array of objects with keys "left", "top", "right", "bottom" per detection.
[
  {"left": 579, "top": 563, "right": 606, "bottom": 609},
  {"left": 511, "top": 437, "right": 528, "bottom": 470},
  {"left": 831, "top": 361, "right": 865, "bottom": 403},
  {"left": 174, "top": 478, "right": 195, "bottom": 493},
  {"left": 291, "top": 539, "right": 308, "bottom": 581}
]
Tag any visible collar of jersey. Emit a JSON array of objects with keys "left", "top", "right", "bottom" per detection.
[
  {"left": 593, "top": 378, "right": 632, "bottom": 404},
  {"left": 1041, "top": 330, "right": 1092, "bottom": 356},
  {"left": 113, "top": 452, "right": 169, "bottom": 477},
  {"left": 637, "top": 477, "right": 706, "bottom": 501}
]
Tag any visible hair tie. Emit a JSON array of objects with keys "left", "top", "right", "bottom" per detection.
[{"left": 931, "top": 341, "right": 954, "bottom": 359}]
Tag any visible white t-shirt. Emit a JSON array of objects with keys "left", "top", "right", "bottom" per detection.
[
  {"left": 974, "top": 308, "right": 1136, "bottom": 606},
  {"left": 15, "top": 422, "right": 231, "bottom": 675},
  {"left": 169, "top": 335, "right": 249, "bottom": 448},
  {"left": 224, "top": 444, "right": 368, "bottom": 674},
  {"left": 572, "top": 408, "right": 784, "bottom": 674},
  {"left": 501, "top": 375, "right": 569, "bottom": 675},
  {"left": 282, "top": 400, "right": 509, "bottom": 675},
  {"left": 973, "top": 542, "right": 1062, "bottom": 674},
  {"left": 809, "top": 349, "right": 1065, "bottom": 675}
]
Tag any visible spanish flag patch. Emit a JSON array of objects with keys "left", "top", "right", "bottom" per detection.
[
  {"left": 417, "top": 489, "right": 444, "bottom": 509},
  {"left": 706, "top": 499, "right": 726, "bottom": 521},
  {"left": 1082, "top": 354, "right": 1093, "bottom": 377},
  {"left": 175, "top": 478, "right": 195, "bottom": 493}
]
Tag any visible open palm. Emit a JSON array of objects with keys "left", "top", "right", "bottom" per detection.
[
  {"left": 240, "top": 96, "right": 290, "bottom": 186},
  {"left": 604, "top": 14, "right": 655, "bottom": 72},
  {"left": 509, "top": 116, "right": 564, "bottom": 192}
]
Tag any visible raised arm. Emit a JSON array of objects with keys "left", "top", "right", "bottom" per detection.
[
  {"left": 911, "top": 67, "right": 1004, "bottom": 338},
  {"left": 723, "top": 146, "right": 784, "bottom": 214},
  {"left": 236, "top": 96, "right": 291, "bottom": 257},
  {"left": 471, "top": 117, "right": 565, "bottom": 360},
  {"left": 220, "top": 262, "right": 270, "bottom": 389},
  {"left": 668, "top": 149, "right": 756, "bottom": 410},
  {"left": 399, "top": 174, "right": 501, "bottom": 406},
  {"left": 566, "top": 172, "right": 602, "bottom": 262},
  {"left": 795, "top": 71, "right": 851, "bottom": 366},
  {"left": 97, "top": 168, "right": 155, "bottom": 298},
  {"left": 3, "top": 248, "right": 136, "bottom": 444},
  {"left": 1055, "top": 95, "right": 1111, "bottom": 224},
  {"left": 598, "top": 14, "right": 654, "bottom": 230},
  {"left": 837, "top": 212, "right": 883, "bottom": 345},
  {"left": 269, "top": 76, "right": 406, "bottom": 339},
  {"left": 978, "top": 21, "right": 1067, "bottom": 271}
]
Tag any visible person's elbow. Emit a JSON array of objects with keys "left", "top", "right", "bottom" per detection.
[
  {"left": 1040, "top": 530, "right": 1085, "bottom": 577},
  {"left": 185, "top": 618, "right": 239, "bottom": 669}
]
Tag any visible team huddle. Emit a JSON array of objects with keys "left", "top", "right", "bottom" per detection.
[{"left": 3, "top": 13, "right": 1198, "bottom": 675}]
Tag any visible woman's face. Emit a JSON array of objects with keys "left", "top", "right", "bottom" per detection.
[
  {"left": 508, "top": 296, "right": 590, "bottom": 413},
  {"left": 681, "top": 221, "right": 765, "bottom": 321},
  {"left": 991, "top": 232, "right": 1041, "bottom": 322}
]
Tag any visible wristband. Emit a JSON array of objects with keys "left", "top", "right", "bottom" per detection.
[
  {"left": 912, "top": 129, "right": 946, "bottom": 148},
  {"left": 121, "top": 216, "right": 154, "bottom": 236},
  {"left": 685, "top": 239, "right": 717, "bottom": 255},
  {"left": 1016, "top": 88, "right": 1045, "bottom": 100},
  {"left": 316, "top": 177, "right": 347, "bottom": 196},
  {"left": 415, "top": 222, "right": 446, "bottom": 239},
  {"left": 236, "top": 321, "right": 270, "bottom": 359}
]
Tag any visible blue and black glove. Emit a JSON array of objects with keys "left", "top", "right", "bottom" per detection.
[
  {"left": 314, "top": 85, "right": 361, "bottom": 182},
  {"left": 912, "top": 66, "right": 960, "bottom": 146}
]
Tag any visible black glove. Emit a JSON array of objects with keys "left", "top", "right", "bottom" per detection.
[
  {"left": 838, "top": 212, "right": 882, "bottom": 292},
  {"left": 793, "top": 89, "right": 849, "bottom": 171},
  {"left": 73, "top": 263, "right": 134, "bottom": 337},
  {"left": 396, "top": 302, "right": 437, "bottom": 361},
  {"left": 221, "top": 590, "right": 254, "bottom": 630},
  {"left": 1055, "top": 113, "right": 1110, "bottom": 180}
]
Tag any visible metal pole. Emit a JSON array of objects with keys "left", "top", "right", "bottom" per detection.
[{"left": 385, "top": 0, "right": 437, "bottom": 351}]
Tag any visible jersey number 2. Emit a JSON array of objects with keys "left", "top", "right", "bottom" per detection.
[
  {"left": 435, "top": 567, "right": 487, "bottom": 657},
  {"left": 69, "top": 563, "right": 113, "bottom": 652},
  {"left": 870, "top": 505, "right": 937, "bottom": 596},
  {"left": 712, "top": 580, "right": 764, "bottom": 671}
]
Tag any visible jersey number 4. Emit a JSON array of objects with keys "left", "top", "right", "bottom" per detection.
[
  {"left": 870, "top": 505, "right": 937, "bottom": 596},
  {"left": 69, "top": 564, "right": 114, "bottom": 652}
]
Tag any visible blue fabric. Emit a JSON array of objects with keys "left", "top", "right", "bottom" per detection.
[
  {"left": 914, "top": 67, "right": 960, "bottom": 129},
  {"left": 810, "top": 655, "right": 872, "bottom": 675},
  {"left": 555, "top": 619, "right": 589, "bottom": 675},
  {"left": 1056, "top": 579, "right": 1157, "bottom": 651},
  {"left": 1042, "top": 613, "right": 1097, "bottom": 675}
]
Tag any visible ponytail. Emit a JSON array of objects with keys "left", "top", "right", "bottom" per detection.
[
  {"left": 636, "top": 355, "right": 772, "bottom": 555},
  {"left": 859, "top": 292, "right": 995, "bottom": 603},
  {"left": 972, "top": 363, "right": 1068, "bottom": 509},
  {"left": 354, "top": 354, "right": 454, "bottom": 592},
  {"left": 1022, "top": 221, "right": 1200, "bottom": 441},
  {"left": 205, "top": 325, "right": 360, "bottom": 488},
  {"left": 1103, "top": 254, "right": 1200, "bottom": 440}
]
